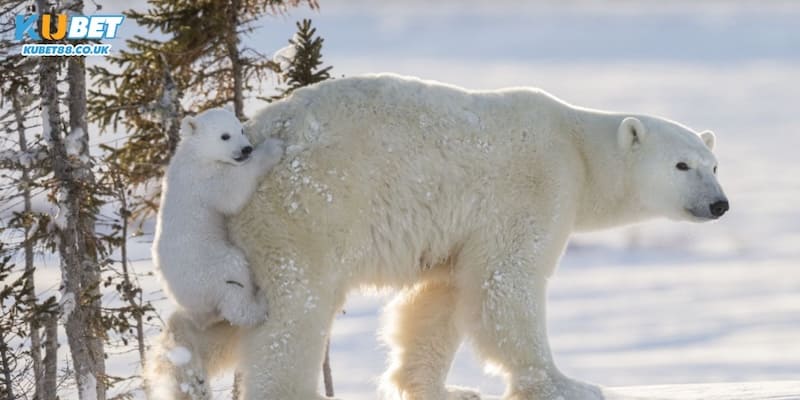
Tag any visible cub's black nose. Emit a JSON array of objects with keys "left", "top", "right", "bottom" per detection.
[
  {"left": 709, "top": 200, "right": 729, "bottom": 218},
  {"left": 241, "top": 146, "right": 253, "bottom": 155}
]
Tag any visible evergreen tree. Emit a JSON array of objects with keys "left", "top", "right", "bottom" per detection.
[
  {"left": 88, "top": 0, "right": 318, "bottom": 222},
  {"left": 32, "top": 0, "right": 107, "bottom": 397},
  {"left": 3, "top": 2, "right": 334, "bottom": 398},
  {"left": 0, "top": 2, "right": 61, "bottom": 400},
  {"left": 270, "top": 18, "right": 333, "bottom": 101},
  {"left": 0, "top": 241, "right": 58, "bottom": 400},
  {"left": 0, "top": 244, "right": 28, "bottom": 400}
]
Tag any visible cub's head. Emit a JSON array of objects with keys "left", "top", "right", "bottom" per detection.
[
  {"left": 179, "top": 108, "right": 253, "bottom": 165},
  {"left": 618, "top": 116, "right": 729, "bottom": 222}
]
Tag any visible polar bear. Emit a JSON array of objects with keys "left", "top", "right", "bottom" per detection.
[
  {"left": 152, "top": 108, "right": 283, "bottom": 329},
  {"left": 146, "top": 74, "right": 729, "bottom": 400}
]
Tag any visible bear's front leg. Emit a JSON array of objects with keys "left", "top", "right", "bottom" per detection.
[{"left": 459, "top": 237, "right": 603, "bottom": 400}]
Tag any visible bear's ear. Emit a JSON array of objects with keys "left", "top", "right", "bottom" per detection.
[
  {"left": 617, "top": 117, "right": 647, "bottom": 151},
  {"left": 700, "top": 130, "right": 715, "bottom": 150},
  {"left": 180, "top": 116, "right": 198, "bottom": 137}
]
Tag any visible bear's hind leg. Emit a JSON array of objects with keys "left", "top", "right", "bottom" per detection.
[
  {"left": 239, "top": 263, "right": 345, "bottom": 400},
  {"left": 381, "top": 279, "right": 481, "bottom": 400},
  {"left": 145, "top": 310, "right": 241, "bottom": 400}
]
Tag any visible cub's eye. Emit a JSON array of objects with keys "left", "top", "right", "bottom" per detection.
[
  {"left": 713, "top": 165, "right": 718, "bottom": 174},
  {"left": 676, "top": 162, "right": 689, "bottom": 171},
  {"left": 221, "top": 133, "right": 230, "bottom": 141}
]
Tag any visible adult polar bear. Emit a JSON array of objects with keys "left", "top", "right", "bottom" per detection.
[{"left": 149, "top": 74, "right": 728, "bottom": 400}]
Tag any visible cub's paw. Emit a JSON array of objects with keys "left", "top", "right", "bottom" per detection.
[
  {"left": 257, "top": 138, "right": 285, "bottom": 169},
  {"left": 224, "top": 248, "right": 249, "bottom": 270},
  {"left": 260, "top": 137, "right": 285, "bottom": 157},
  {"left": 219, "top": 290, "right": 268, "bottom": 327}
]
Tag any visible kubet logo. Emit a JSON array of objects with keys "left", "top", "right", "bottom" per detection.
[{"left": 14, "top": 14, "right": 124, "bottom": 41}]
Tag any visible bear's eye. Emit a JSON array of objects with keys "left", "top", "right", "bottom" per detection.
[
  {"left": 676, "top": 162, "right": 689, "bottom": 171},
  {"left": 713, "top": 165, "right": 718, "bottom": 174},
  {"left": 221, "top": 133, "right": 230, "bottom": 141}
]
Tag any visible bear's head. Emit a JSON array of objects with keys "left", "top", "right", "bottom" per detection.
[
  {"left": 617, "top": 116, "right": 729, "bottom": 222},
  {"left": 178, "top": 108, "right": 254, "bottom": 165}
]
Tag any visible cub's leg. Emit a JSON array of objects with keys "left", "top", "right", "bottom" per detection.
[
  {"left": 216, "top": 247, "right": 269, "bottom": 327},
  {"left": 381, "top": 279, "right": 481, "bottom": 400}
]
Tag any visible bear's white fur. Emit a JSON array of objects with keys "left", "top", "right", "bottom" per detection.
[
  {"left": 152, "top": 108, "right": 283, "bottom": 329},
  {"left": 146, "top": 75, "right": 728, "bottom": 400}
]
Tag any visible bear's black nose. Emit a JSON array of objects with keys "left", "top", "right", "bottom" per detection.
[
  {"left": 709, "top": 200, "right": 729, "bottom": 218},
  {"left": 241, "top": 146, "right": 253, "bottom": 155}
]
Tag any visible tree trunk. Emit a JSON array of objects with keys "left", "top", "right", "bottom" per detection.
[
  {"left": 41, "top": 313, "right": 58, "bottom": 400},
  {"left": 114, "top": 171, "right": 146, "bottom": 365},
  {"left": 158, "top": 54, "right": 181, "bottom": 157},
  {"left": 34, "top": 5, "right": 62, "bottom": 399},
  {"left": 0, "top": 333, "right": 14, "bottom": 400},
  {"left": 67, "top": 50, "right": 107, "bottom": 400},
  {"left": 232, "top": 372, "right": 242, "bottom": 400},
  {"left": 11, "top": 91, "right": 44, "bottom": 400},
  {"left": 225, "top": 0, "right": 244, "bottom": 120},
  {"left": 38, "top": 0, "right": 106, "bottom": 398},
  {"left": 323, "top": 339, "right": 333, "bottom": 397}
]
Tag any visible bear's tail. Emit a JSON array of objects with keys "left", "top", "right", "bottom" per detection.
[{"left": 144, "top": 309, "right": 241, "bottom": 400}]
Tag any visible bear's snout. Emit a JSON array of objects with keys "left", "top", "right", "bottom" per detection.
[
  {"left": 241, "top": 146, "right": 253, "bottom": 155},
  {"left": 709, "top": 199, "right": 729, "bottom": 218}
]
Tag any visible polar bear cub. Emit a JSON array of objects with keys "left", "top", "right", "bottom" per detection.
[{"left": 152, "top": 108, "right": 283, "bottom": 329}]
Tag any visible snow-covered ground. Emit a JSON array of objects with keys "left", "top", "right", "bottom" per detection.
[{"left": 9, "top": 1, "right": 800, "bottom": 399}]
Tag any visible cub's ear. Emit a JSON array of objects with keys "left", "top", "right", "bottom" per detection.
[
  {"left": 700, "top": 130, "right": 715, "bottom": 150},
  {"left": 617, "top": 117, "right": 647, "bottom": 150},
  {"left": 180, "top": 116, "right": 198, "bottom": 136}
]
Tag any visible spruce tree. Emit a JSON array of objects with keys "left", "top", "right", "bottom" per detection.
[
  {"left": 33, "top": 0, "right": 109, "bottom": 396},
  {"left": 88, "top": 0, "right": 318, "bottom": 222},
  {"left": 271, "top": 19, "right": 333, "bottom": 101},
  {"left": 1, "top": 2, "right": 62, "bottom": 400}
]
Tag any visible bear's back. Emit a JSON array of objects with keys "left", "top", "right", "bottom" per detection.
[{"left": 234, "top": 75, "right": 582, "bottom": 285}]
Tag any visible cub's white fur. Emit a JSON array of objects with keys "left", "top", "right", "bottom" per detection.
[
  {"left": 147, "top": 75, "right": 728, "bottom": 400},
  {"left": 152, "top": 108, "right": 283, "bottom": 329}
]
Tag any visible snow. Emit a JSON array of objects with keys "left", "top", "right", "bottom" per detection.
[
  {"left": 0, "top": 147, "right": 46, "bottom": 168},
  {"left": 159, "top": 83, "right": 178, "bottom": 110},
  {"left": 59, "top": 291, "right": 76, "bottom": 323},
  {"left": 272, "top": 44, "right": 297, "bottom": 72},
  {"left": 166, "top": 346, "right": 192, "bottom": 366},
  {"left": 78, "top": 373, "right": 97, "bottom": 400},
  {"left": 41, "top": 105, "right": 51, "bottom": 142},
  {"left": 65, "top": 127, "right": 84, "bottom": 157},
  {"left": 53, "top": 188, "right": 70, "bottom": 230},
  {"left": 478, "top": 381, "right": 800, "bottom": 399},
  {"left": 603, "top": 381, "right": 800, "bottom": 400},
  {"left": 0, "top": 149, "right": 26, "bottom": 167}
]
